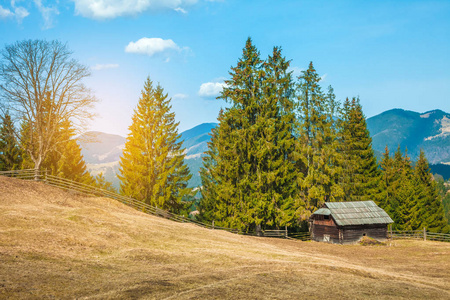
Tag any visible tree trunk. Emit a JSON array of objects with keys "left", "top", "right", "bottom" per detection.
[{"left": 33, "top": 158, "right": 42, "bottom": 181}]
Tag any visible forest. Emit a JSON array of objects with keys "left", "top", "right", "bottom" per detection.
[{"left": 0, "top": 38, "right": 449, "bottom": 234}]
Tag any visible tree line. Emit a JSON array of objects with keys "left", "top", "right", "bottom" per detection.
[
  {"left": 0, "top": 38, "right": 448, "bottom": 233},
  {"left": 198, "top": 38, "right": 449, "bottom": 233}
]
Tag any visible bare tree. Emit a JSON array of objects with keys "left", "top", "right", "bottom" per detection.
[{"left": 0, "top": 39, "right": 97, "bottom": 177}]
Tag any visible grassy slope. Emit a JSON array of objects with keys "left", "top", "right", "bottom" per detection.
[{"left": 0, "top": 177, "right": 449, "bottom": 299}]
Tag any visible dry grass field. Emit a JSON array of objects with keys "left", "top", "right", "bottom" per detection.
[{"left": 0, "top": 176, "right": 449, "bottom": 299}]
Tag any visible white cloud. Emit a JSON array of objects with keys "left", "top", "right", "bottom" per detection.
[
  {"left": 0, "top": 5, "right": 13, "bottom": 18},
  {"left": 174, "top": 7, "right": 187, "bottom": 14},
  {"left": 173, "top": 93, "right": 188, "bottom": 99},
  {"left": 125, "top": 37, "right": 184, "bottom": 57},
  {"left": 33, "top": 0, "right": 59, "bottom": 29},
  {"left": 198, "top": 81, "right": 228, "bottom": 98},
  {"left": 0, "top": 3, "right": 29, "bottom": 23},
  {"left": 320, "top": 73, "right": 328, "bottom": 82},
  {"left": 91, "top": 63, "right": 119, "bottom": 71},
  {"left": 14, "top": 6, "right": 29, "bottom": 23},
  {"left": 288, "top": 66, "right": 303, "bottom": 77},
  {"left": 71, "top": 0, "right": 198, "bottom": 20}
]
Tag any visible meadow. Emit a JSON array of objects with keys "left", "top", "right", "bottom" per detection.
[{"left": 0, "top": 176, "right": 449, "bottom": 299}]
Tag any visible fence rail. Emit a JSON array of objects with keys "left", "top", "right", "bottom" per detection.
[
  {"left": 390, "top": 230, "right": 450, "bottom": 242},
  {"left": 1, "top": 169, "right": 449, "bottom": 243}
]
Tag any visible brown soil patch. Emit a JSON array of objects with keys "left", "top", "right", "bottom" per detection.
[{"left": 1, "top": 176, "right": 449, "bottom": 299}]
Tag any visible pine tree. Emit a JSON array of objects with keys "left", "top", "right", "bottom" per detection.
[
  {"left": 295, "top": 62, "right": 343, "bottom": 218},
  {"left": 338, "top": 97, "right": 384, "bottom": 203},
  {"left": 0, "top": 112, "right": 22, "bottom": 170},
  {"left": 379, "top": 146, "right": 392, "bottom": 210},
  {"left": 200, "top": 39, "right": 299, "bottom": 231},
  {"left": 198, "top": 117, "right": 221, "bottom": 223},
  {"left": 56, "top": 119, "right": 93, "bottom": 184},
  {"left": 413, "top": 150, "right": 449, "bottom": 232},
  {"left": 119, "top": 77, "right": 192, "bottom": 214},
  {"left": 381, "top": 146, "right": 416, "bottom": 230},
  {"left": 94, "top": 172, "right": 117, "bottom": 193}
]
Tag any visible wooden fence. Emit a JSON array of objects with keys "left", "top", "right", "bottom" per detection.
[
  {"left": 1, "top": 169, "right": 449, "bottom": 243},
  {"left": 390, "top": 229, "right": 450, "bottom": 243},
  {"left": 0, "top": 169, "right": 285, "bottom": 238}
]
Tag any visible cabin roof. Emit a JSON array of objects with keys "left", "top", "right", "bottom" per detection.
[{"left": 312, "top": 201, "right": 393, "bottom": 226}]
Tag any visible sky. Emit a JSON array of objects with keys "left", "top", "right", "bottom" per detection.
[{"left": 1, "top": 0, "right": 449, "bottom": 136}]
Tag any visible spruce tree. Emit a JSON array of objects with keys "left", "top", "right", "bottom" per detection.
[
  {"left": 119, "top": 77, "right": 191, "bottom": 214},
  {"left": 94, "top": 172, "right": 117, "bottom": 193},
  {"left": 200, "top": 39, "right": 298, "bottom": 231},
  {"left": 338, "top": 97, "right": 384, "bottom": 203},
  {"left": 55, "top": 119, "right": 93, "bottom": 184},
  {"left": 198, "top": 117, "right": 220, "bottom": 223},
  {"left": 295, "top": 62, "right": 343, "bottom": 217},
  {"left": 413, "top": 150, "right": 449, "bottom": 232},
  {"left": 381, "top": 146, "right": 416, "bottom": 230},
  {"left": 0, "top": 112, "right": 22, "bottom": 170},
  {"left": 379, "top": 146, "right": 397, "bottom": 212}
]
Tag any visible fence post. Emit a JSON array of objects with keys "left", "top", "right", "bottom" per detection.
[
  {"left": 212, "top": 220, "right": 215, "bottom": 229},
  {"left": 285, "top": 225, "right": 288, "bottom": 238},
  {"left": 423, "top": 227, "right": 427, "bottom": 241}
]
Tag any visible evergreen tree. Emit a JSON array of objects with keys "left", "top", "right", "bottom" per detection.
[
  {"left": 338, "top": 97, "right": 384, "bottom": 203},
  {"left": 94, "top": 172, "right": 117, "bottom": 193},
  {"left": 295, "top": 63, "right": 343, "bottom": 218},
  {"left": 198, "top": 117, "right": 221, "bottom": 223},
  {"left": 56, "top": 119, "right": 93, "bottom": 184},
  {"left": 413, "top": 150, "right": 449, "bottom": 232},
  {"left": 0, "top": 112, "right": 22, "bottom": 170},
  {"left": 379, "top": 146, "right": 393, "bottom": 211},
  {"left": 119, "top": 77, "right": 191, "bottom": 214},
  {"left": 200, "top": 39, "right": 299, "bottom": 231}
]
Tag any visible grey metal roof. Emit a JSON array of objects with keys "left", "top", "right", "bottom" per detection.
[
  {"left": 314, "top": 201, "right": 393, "bottom": 226},
  {"left": 313, "top": 208, "right": 331, "bottom": 215}
]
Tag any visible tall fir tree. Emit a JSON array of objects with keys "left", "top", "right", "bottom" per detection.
[
  {"left": 200, "top": 39, "right": 299, "bottom": 231},
  {"left": 413, "top": 150, "right": 449, "bottom": 233},
  {"left": 295, "top": 62, "right": 343, "bottom": 222},
  {"left": 198, "top": 113, "right": 221, "bottom": 223},
  {"left": 94, "top": 172, "right": 117, "bottom": 193},
  {"left": 0, "top": 112, "right": 22, "bottom": 170},
  {"left": 119, "top": 77, "right": 192, "bottom": 214},
  {"left": 54, "top": 119, "right": 93, "bottom": 184},
  {"left": 338, "top": 97, "right": 384, "bottom": 203}
]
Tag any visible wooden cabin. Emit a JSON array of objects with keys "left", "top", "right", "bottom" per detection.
[{"left": 309, "top": 201, "right": 393, "bottom": 244}]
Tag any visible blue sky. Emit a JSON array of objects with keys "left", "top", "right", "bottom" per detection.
[{"left": 1, "top": 0, "right": 449, "bottom": 136}]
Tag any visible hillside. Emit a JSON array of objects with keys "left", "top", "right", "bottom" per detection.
[
  {"left": 367, "top": 109, "right": 450, "bottom": 164},
  {"left": 1, "top": 176, "right": 449, "bottom": 299}
]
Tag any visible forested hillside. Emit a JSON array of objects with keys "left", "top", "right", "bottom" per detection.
[
  {"left": 1, "top": 38, "right": 448, "bottom": 235},
  {"left": 367, "top": 109, "right": 450, "bottom": 164}
]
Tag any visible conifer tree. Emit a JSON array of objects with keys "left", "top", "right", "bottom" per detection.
[
  {"left": 379, "top": 146, "right": 394, "bottom": 211},
  {"left": 94, "top": 172, "right": 116, "bottom": 193},
  {"left": 198, "top": 117, "right": 221, "bottom": 223},
  {"left": 338, "top": 97, "right": 384, "bottom": 203},
  {"left": 119, "top": 77, "right": 191, "bottom": 214},
  {"left": 55, "top": 119, "right": 93, "bottom": 184},
  {"left": 200, "top": 39, "right": 298, "bottom": 231},
  {"left": 295, "top": 62, "right": 343, "bottom": 217},
  {"left": 0, "top": 112, "right": 22, "bottom": 170},
  {"left": 413, "top": 150, "right": 449, "bottom": 232}
]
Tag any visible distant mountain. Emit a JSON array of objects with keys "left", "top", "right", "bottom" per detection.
[
  {"left": 180, "top": 123, "right": 217, "bottom": 187},
  {"left": 78, "top": 108, "right": 450, "bottom": 191},
  {"left": 78, "top": 131, "right": 126, "bottom": 164},
  {"left": 77, "top": 124, "right": 217, "bottom": 190},
  {"left": 77, "top": 132, "right": 125, "bottom": 190},
  {"left": 367, "top": 109, "right": 450, "bottom": 164}
]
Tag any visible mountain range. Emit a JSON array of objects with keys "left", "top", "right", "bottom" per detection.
[
  {"left": 78, "top": 109, "right": 450, "bottom": 190},
  {"left": 367, "top": 109, "right": 450, "bottom": 164}
]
